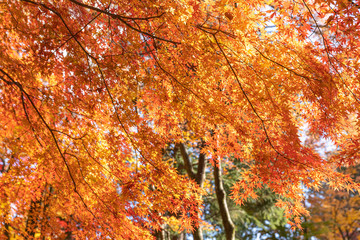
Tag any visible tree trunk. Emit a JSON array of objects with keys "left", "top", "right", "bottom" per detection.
[
  {"left": 178, "top": 142, "right": 206, "bottom": 240},
  {"left": 171, "top": 231, "right": 185, "bottom": 240},
  {"left": 154, "top": 225, "right": 167, "bottom": 240},
  {"left": 214, "top": 157, "right": 235, "bottom": 240}
]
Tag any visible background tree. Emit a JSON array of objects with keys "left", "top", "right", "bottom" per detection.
[
  {"left": 203, "top": 161, "right": 295, "bottom": 240},
  {"left": 305, "top": 165, "right": 360, "bottom": 240}
]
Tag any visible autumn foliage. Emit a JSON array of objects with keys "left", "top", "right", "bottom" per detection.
[
  {"left": 307, "top": 165, "right": 360, "bottom": 239},
  {"left": 1, "top": 0, "right": 360, "bottom": 238}
]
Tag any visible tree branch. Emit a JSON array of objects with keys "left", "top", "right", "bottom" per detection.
[
  {"left": 178, "top": 143, "right": 195, "bottom": 180},
  {"left": 67, "top": 0, "right": 180, "bottom": 44}
]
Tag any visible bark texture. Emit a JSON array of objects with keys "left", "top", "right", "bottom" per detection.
[
  {"left": 214, "top": 157, "right": 235, "bottom": 240},
  {"left": 178, "top": 142, "right": 206, "bottom": 240}
]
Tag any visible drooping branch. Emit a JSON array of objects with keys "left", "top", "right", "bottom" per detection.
[
  {"left": 20, "top": 0, "right": 160, "bottom": 171},
  {"left": 0, "top": 68, "right": 100, "bottom": 229},
  {"left": 301, "top": 0, "right": 360, "bottom": 103},
  {"left": 67, "top": 0, "right": 180, "bottom": 45}
]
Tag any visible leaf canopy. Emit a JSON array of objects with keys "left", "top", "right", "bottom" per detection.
[{"left": 1, "top": 0, "right": 360, "bottom": 238}]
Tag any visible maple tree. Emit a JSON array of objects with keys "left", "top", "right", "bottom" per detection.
[
  {"left": 305, "top": 165, "right": 360, "bottom": 240},
  {"left": 1, "top": 0, "right": 360, "bottom": 239}
]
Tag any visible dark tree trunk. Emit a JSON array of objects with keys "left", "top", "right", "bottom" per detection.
[
  {"left": 171, "top": 231, "right": 185, "bottom": 240},
  {"left": 178, "top": 142, "right": 206, "bottom": 240},
  {"left": 214, "top": 157, "right": 235, "bottom": 240},
  {"left": 154, "top": 225, "right": 167, "bottom": 240}
]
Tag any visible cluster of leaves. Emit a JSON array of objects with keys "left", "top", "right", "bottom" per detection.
[{"left": 1, "top": 0, "right": 360, "bottom": 239}]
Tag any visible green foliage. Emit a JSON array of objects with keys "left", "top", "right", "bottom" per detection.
[{"left": 203, "top": 162, "right": 292, "bottom": 239}]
